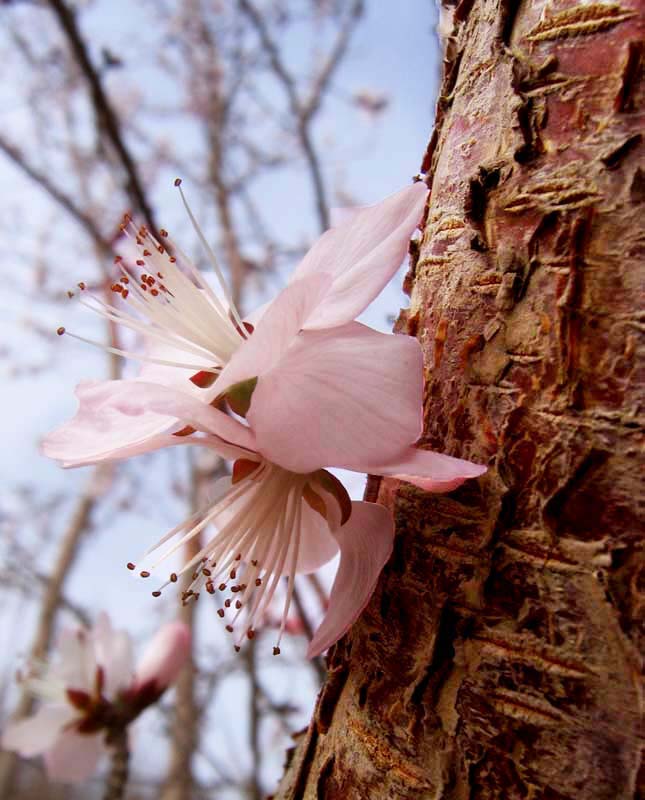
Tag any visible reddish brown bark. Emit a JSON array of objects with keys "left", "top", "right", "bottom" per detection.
[{"left": 275, "top": 1, "right": 644, "bottom": 798}]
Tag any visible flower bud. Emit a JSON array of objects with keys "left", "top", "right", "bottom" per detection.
[{"left": 132, "top": 622, "right": 191, "bottom": 694}]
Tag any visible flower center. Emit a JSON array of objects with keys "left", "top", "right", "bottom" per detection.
[{"left": 129, "top": 459, "right": 350, "bottom": 654}]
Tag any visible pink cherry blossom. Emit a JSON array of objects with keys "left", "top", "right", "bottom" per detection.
[
  {"left": 50, "top": 182, "right": 427, "bottom": 465},
  {"left": 1, "top": 614, "right": 190, "bottom": 783}
]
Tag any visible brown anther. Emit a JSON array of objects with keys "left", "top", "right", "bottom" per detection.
[
  {"left": 122, "top": 289, "right": 129, "bottom": 299},
  {"left": 169, "top": 256, "right": 176, "bottom": 263},
  {"left": 126, "top": 562, "right": 136, "bottom": 571},
  {"left": 77, "top": 282, "right": 86, "bottom": 290},
  {"left": 224, "top": 599, "right": 232, "bottom": 608},
  {"left": 157, "top": 272, "right": 164, "bottom": 279},
  {"left": 152, "top": 590, "right": 161, "bottom": 598},
  {"left": 251, "top": 560, "right": 258, "bottom": 567},
  {"left": 146, "top": 276, "right": 155, "bottom": 286},
  {"left": 151, "top": 288, "right": 159, "bottom": 296},
  {"left": 140, "top": 284, "right": 147, "bottom": 291},
  {"left": 159, "top": 229, "right": 168, "bottom": 238},
  {"left": 255, "top": 578, "right": 262, "bottom": 586},
  {"left": 67, "top": 290, "right": 74, "bottom": 299},
  {"left": 235, "top": 600, "right": 242, "bottom": 610},
  {"left": 231, "top": 586, "right": 239, "bottom": 593},
  {"left": 230, "top": 569, "right": 237, "bottom": 580},
  {"left": 140, "top": 571, "right": 150, "bottom": 578},
  {"left": 218, "top": 583, "right": 227, "bottom": 591},
  {"left": 136, "top": 237, "right": 143, "bottom": 245},
  {"left": 57, "top": 327, "right": 66, "bottom": 336},
  {"left": 170, "top": 572, "right": 178, "bottom": 583},
  {"left": 114, "top": 255, "right": 123, "bottom": 263},
  {"left": 191, "top": 571, "right": 199, "bottom": 581},
  {"left": 234, "top": 645, "right": 241, "bottom": 652},
  {"left": 217, "top": 609, "right": 225, "bottom": 618},
  {"left": 206, "top": 584, "right": 215, "bottom": 595},
  {"left": 247, "top": 629, "right": 255, "bottom": 640},
  {"left": 235, "top": 553, "right": 242, "bottom": 561},
  {"left": 143, "top": 249, "right": 152, "bottom": 256},
  {"left": 202, "top": 568, "right": 212, "bottom": 577},
  {"left": 174, "top": 178, "right": 182, "bottom": 187},
  {"left": 226, "top": 625, "right": 233, "bottom": 633},
  {"left": 136, "top": 259, "right": 145, "bottom": 266},
  {"left": 121, "top": 275, "right": 129, "bottom": 283},
  {"left": 273, "top": 646, "right": 281, "bottom": 656},
  {"left": 157, "top": 245, "right": 164, "bottom": 254}
]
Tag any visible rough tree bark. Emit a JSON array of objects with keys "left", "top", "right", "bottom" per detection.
[{"left": 275, "top": 1, "right": 644, "bottom": 798}]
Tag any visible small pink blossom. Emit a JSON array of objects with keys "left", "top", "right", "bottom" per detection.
[
  {"left": 1, "top": 615, "right": 190, "bottom": 783},
  {"left": 48, "top": 182, "right": 428, "bottom": 469}
]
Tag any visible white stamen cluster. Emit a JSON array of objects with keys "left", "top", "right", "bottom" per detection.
[
  {"left": 59, "top": 181, "right": 247, "bottom": 374},
  {"left": 129, "top": 460, "right": 313, "bottom": 655}
]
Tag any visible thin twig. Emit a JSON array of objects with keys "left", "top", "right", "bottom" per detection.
[
  {"left": 0, "top": 132, "right": 113, "bottom": 254},
  {"left": 103, "top": 727, "right": 130, "bottom": 800},
  {"left": 238, "top": 0, "right": 332, "bottom": 231},
  {"left": 46, "top": 0, "right": 158, "bottom": 232},
  {"left": 245, "top": 637, "right": 263, "bottom": 800}
]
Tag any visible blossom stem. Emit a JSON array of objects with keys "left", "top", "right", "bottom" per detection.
[{"left": 103, "top": 727, "right": 130, "bottom": 800}]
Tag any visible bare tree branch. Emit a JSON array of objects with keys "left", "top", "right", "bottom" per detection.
[
  {"left": 0, "top": 133, "right": 113, "bottom": 254},
  {"left": 46, "top": 0, "right": 158, "bottom": 232},
  {"left": 244, "top": 638, "right": 262, "bottom": 800},
  {"left": 238, "top": 0, "right": 363, "bottom": 231}
]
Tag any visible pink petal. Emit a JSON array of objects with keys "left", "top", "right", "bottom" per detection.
[
  {"left": 43, "top": 380, "right": 256, "bottom": 468},
  {"left": 1, "top": 706, "right": 76, "bottom": 757},
  {"left": 329, "top": 205, "right": 365, "bottom": 227},
  {"left": 243, "top": 300, "right": 269, "bottom": 328},
  {"left": 292, "top": 498, "right": 339, "bottom": 575},
  {"left": 42, "top": 380, "right": 180, "bottom": 467},
  {"left": 133, "top": 622, "right": 191, "bottom": 693},
  {"left": 366, "top": 447, "right": 488, "bottom": 492},
  {"left": 307, "top": 501, "right": 394, "bottom": 657},
  {"left": 249, "top": 322, "right": 423, "bottom": 474},
  {"left": 291, "top": 183, "right": 428, "bottom": 328},
  {"left": 111, "top": 382, "right": 255, "bottom": 451},
  {"left": 92, "top": 614, "right": 135, "bottom": 698},
  {"left": 213, "top": 272, "right": 332, "bottom": 400},
  {"left": 54, "top": 628, "right": 97, "bottom": 693},
  {"left": 44, "top": 729, "right": 104, "bottom": 783}
]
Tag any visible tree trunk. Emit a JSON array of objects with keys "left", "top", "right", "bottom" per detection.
[{"left": 274, "top": 1, "right": 644, "bottom": 798}]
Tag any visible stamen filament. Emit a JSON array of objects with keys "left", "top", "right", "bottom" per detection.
[{"left": 175, "top": 183, "right": 246, "bottom": 333}]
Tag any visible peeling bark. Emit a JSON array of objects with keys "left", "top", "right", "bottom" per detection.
[{"left": 274, "top": 1, "right": 644, "bottom": 798}]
